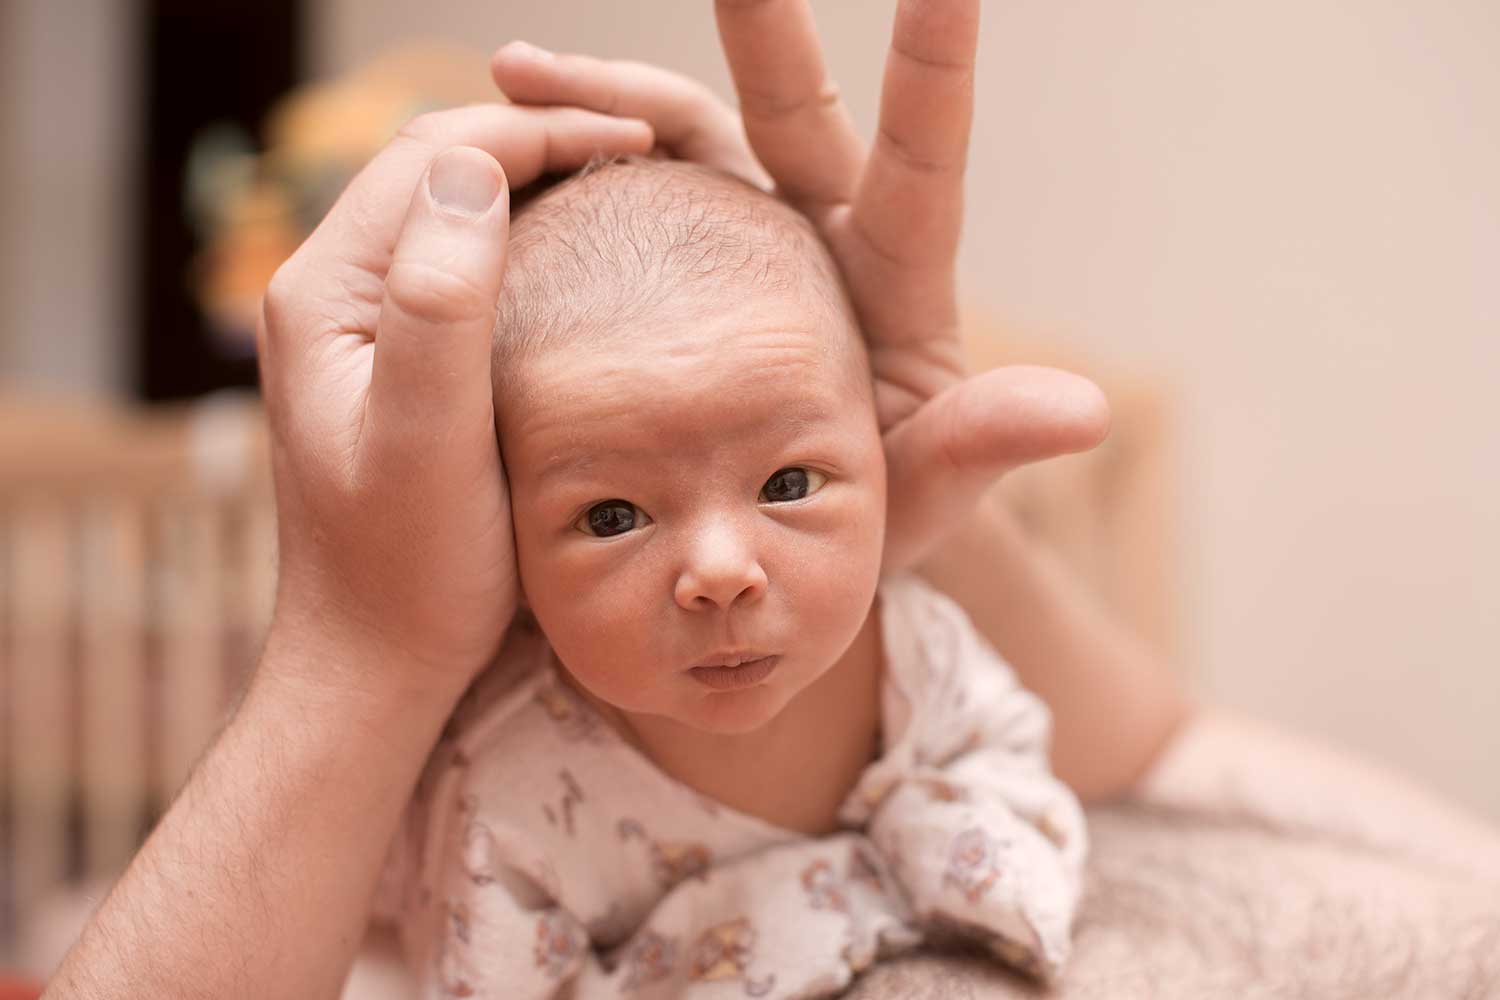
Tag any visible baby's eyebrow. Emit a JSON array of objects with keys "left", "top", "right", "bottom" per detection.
[
  {"left": 531, "top": 406, "right": 840, "bottom": 489},
  {"left": 533, "top": 447, "right": 614, "bottom": 488},
  {"left": 530, "top": 439, "right": 673, "bottom": 489}
]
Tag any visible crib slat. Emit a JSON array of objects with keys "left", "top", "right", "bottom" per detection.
[
  {"left": 154, "top": 502, "right": 225, "bottom": 801},
  {"left": 78, "top": 499, "right": 148, "bottom": 879},
  {"left": 8, "top": 501, "right": 74, "bottom": 922},
  {"left": 0, "top": 506, "right": 12, "bottom": 949}
]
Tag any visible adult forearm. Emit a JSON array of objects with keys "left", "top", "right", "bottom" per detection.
[
  {"left": 918, "top": 493, "right": 1193, "bottom": 802},
  {"left": 45, "top": 628, "right": 461, "bottom": 999}
]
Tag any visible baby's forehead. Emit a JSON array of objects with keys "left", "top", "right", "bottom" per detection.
[
  {"left": 499, "top": 288, "right": 872, "bottom": 444},
  {"left": 498, "top": 315, "right": 876, "bottom": 495},
  {"left": 492, "top": 157, "right": 864, "bottom": 394}
]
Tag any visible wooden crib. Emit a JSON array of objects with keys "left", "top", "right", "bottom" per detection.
[
  {"left": 0, "top": 337, "right": 1179, "bottom": 973},
  {"left": 0, "top": 393, "right": 275, "bottom": 964}
]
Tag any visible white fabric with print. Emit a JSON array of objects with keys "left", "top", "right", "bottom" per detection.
[{"left": 374, "top": 576, "right": 1086, "bottom": 998}]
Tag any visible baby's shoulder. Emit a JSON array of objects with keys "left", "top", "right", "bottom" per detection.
[
  {"left": 876, "top": 575, "right": 1051, "bottom": 759},
  {"left": 427, "top": 620, "right": 623, "bottom": 811},
  {"left": 878, "top": 574, "right": 1014, "bottom": 691},
  {"left": 388, "top": 626, "right": 635, "bottom": 920}
]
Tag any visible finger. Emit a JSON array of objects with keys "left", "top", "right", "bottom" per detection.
[
  {"left": 842, "top": 0, "right": 976, "bottom": 360},
  {"left": 881, "top": 366, "right": 1111, "bottom": 572},
  {"left": 715, "top": 0, "right": 865, "bottom": 209},
  {"left": 491, "top": 41, "right": 769, "bottom": 188},
  {"left": 852, "top": 0, "right": 977, "bottom": 270},
  {"left": 264, "top": 103, "right": 652, "bottom": 413},
  {"left": 359, "top": 147, "right": 510, "bottom": 479},
  {"left": 302, "top": 103, "right": 652, "bottom": 277},
  {"left": 828, "top": 213, "right": 962, "bottom": 370}
]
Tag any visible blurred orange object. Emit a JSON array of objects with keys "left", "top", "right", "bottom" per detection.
[{"left": 192, "top": 41, "right": 495, "bottom": 344}]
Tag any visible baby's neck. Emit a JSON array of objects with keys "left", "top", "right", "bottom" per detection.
[{"left": 596, "top": 606, "right": 884, "bottom": 836}]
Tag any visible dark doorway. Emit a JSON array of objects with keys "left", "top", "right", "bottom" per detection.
[{"left": 135, "top": 0, "right": 303, "bottom": 400}]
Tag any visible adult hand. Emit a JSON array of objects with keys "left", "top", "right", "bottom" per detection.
[
  {"left": 48, "top": 105, "right": 656, "bottom": 1000},
  {"left": 258, "top": 105, "right": 652, "bottom": 697},
  {"left": 491, "top": 0, "right": 1109, "bottom": 571}
]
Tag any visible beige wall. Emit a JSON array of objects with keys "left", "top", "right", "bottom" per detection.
[
  {"left": 311, "top": 0, "right": 1500, "bottom": 821},
  {"left": 0, "top": 0, "right": 137, "bottom": 395}
]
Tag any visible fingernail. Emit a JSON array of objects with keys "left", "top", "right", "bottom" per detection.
[
  {"left": 506, "top": 40, "right": 552, "bottom": 61},
  {"left": 428, "top": 147, "right": 502, "bottom": 216}
]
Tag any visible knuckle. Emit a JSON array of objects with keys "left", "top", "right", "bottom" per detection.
[
  {"left": 848, "top": 212, "right": 917, "bottom": 268},
  {"left": 395, "top": 108, "right": 456, "bottom": 144},
  {"left": 384, "top": 259, "right": 494, "bottom": 328},
  {"left": 890, "top": 37, "right": 974, "bottom": 76},
  {"left": 395, "top": 110, "right": 439, "bottom": 142},
  {"left": 876, "top": 125, "right": 963, "bottom": 175},
  {"left": 259, "top": 260, "right": 303, "bottom": 341},
  {"left": 914, "top": 387, "right": 967, "bottom": 477},
  {"left": 740, "top": 79, "right": 842, "bottom": 121}
]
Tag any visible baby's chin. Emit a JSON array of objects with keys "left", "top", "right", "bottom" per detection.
[
  {"left": 673, "top": 680, "right": 801, "bottom": 736},
  {"left": 589, "top": 662, "right": 813, "bottom": 739}
]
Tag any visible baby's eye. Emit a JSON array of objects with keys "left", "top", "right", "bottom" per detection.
[
  {"left": 577, "top": 500, "right": 645, "bottom": 537},
  {"left": 759, "top": 467, "right": 827, "bottom": 503}
]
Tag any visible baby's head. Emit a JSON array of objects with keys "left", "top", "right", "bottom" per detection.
[{"left": 493, "top": 157, "right": 885, "bottom": 735}]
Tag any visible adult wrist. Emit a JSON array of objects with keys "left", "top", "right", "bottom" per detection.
[{"left": 257, "top": 605, "right": 481, "bottom": 726}]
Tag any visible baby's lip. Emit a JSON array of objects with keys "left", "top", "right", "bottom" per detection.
[
  {"left": 687, "top": 655, "right": 781, "bottom": 691},
  {"left": 689, "top": 650, "right": 776, "bottom": 670}
]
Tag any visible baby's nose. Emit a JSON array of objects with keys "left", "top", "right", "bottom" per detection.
[{"left": 673, "top": 520, "right": 768, "bottom": 611}]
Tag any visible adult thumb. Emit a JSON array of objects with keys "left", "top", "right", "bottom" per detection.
[
  {"left": 882, "top": 365, "right": 1110, "bottom": 571},
  {"left": 363, "top": 146, "right": 509, "bottom": 471}
]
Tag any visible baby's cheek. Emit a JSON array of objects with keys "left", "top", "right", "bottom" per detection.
[
  {"left": 533, "top": 547, "right": 666, "bottom": 702},
  {"left": 778, "top": 491, "right": 883, "bottom": 625}
]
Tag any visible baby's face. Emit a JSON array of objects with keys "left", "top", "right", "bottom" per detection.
[{"left": 498, "top": 291, "right": 885, "bottom": 735}]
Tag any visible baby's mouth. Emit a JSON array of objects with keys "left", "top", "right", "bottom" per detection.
[
  {"left": 688, "top": 654, "right": 780, "bottom": 691},
  {"left": 692, "top": 650, "right": 774, "bottom": 669}
]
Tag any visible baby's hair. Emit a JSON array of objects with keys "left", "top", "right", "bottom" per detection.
[{"left": 492, "top": 156, "right": 865, "bottom": 403}]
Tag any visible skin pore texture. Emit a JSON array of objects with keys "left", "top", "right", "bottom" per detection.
[{"left": 493, "top": 157, "right": 888, "bottom": 833}]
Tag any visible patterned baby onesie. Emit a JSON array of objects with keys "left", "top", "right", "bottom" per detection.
[{"left": 374, "top": 575, "right": 1086, "bottom": 998}]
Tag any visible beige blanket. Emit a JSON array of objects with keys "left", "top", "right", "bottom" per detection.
[{"left": 842, "top": 712, "right": 1500, "bottom": 999}]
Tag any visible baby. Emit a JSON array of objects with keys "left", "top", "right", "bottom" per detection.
[{"left": 374, "top": 157, "right": 1086, "bottom": 998}]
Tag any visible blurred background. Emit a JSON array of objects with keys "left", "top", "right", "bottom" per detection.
[{"left": 0, "top": 0, "right": 1496, "bottom": 984}]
